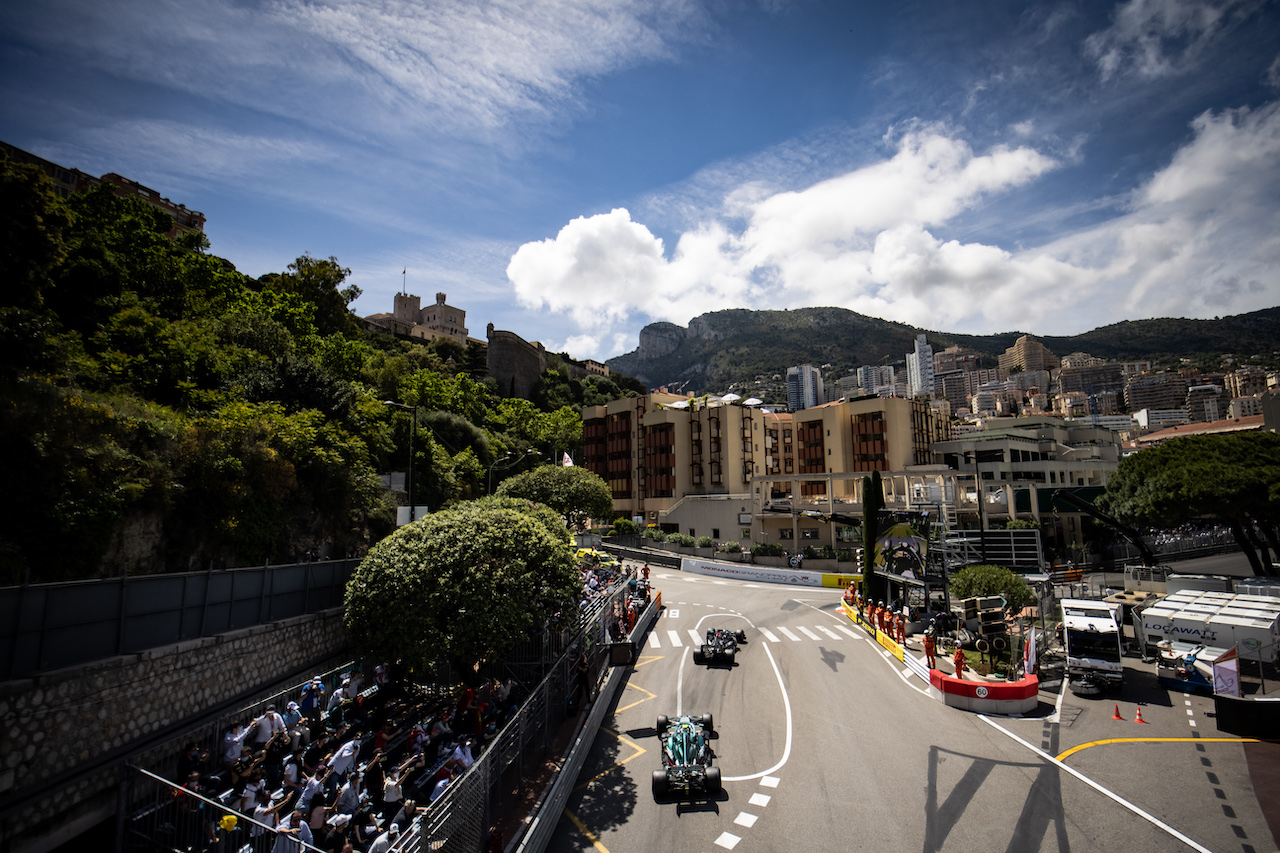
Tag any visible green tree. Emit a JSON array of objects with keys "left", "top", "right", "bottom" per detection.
[
  {"left": 949, "top": 564, "right": 1035, "bottom": 613},
  {"left": 1096, "top": 433, "right": 1280, "bottom": 576},
  {"left": 496, "top": 464, "right": 614, "bottom": 529},
  {"left": 343, "top": 497, "right": 578, "bottom": 675},
  {"left": 861, "top": 470, "right": 883, "bottom": 602},
  {"left": 259, "top": 254, "right": 360, "bottom": 339}
]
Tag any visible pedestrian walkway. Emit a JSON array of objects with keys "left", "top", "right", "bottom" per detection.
[{"left": 645, "top": 623, "right": 861, "bottom": 649}]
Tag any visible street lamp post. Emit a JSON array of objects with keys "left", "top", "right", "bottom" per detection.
[
  {"left": 384, "top": 401, "right": 419, "bottom": 523},
  {"left": 488, "top": 449, "right": 540, "bottom": 493}
]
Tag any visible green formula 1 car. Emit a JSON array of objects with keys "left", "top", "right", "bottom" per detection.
[{"left": 652, "top": 713, "right": 720, "bottom": 800}]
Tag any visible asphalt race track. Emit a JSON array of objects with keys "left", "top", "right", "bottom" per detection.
[{"left": 545, "top": 568, "right": 1277, "bottom": 853}]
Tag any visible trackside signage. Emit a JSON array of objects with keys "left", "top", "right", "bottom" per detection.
[{"left": 680, "top": 558, "right": 823, "bottom": 587}]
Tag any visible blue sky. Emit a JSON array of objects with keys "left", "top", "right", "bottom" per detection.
[{"left": 3, "top": 0, "right": 1279, "bottom": 362}]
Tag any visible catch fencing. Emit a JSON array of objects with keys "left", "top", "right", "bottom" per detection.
[{"left": 417, "top": 581, "right": 632, "bottom": 852}]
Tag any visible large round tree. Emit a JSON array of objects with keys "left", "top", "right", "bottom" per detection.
[
  {"left": 496, "top": 464, "right": 614, "bottom": 529},
  {"left": 343, "top": 496, "right": 578, "bottom": 676}
]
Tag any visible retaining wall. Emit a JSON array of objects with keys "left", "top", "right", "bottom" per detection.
[{"left": 0, "top": 609, "right": 351, "bottom": 853}]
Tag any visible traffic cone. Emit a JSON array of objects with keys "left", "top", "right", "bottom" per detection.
[
  {"left": 1112, "top": 704, "right": 1124, "bottom": 721},
  {"left": 1134, "top": 707, "right": 1148, "bottom": 724}
]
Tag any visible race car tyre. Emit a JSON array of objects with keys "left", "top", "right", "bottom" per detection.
[
  {"left": 652, "top": 770, "right": 669, "bottom": 798},
  {"left": 735, "top": 630, "right": 746, "bottom": 643},
  {"left": 725, "top": 649, "right": 735, "bottom": 666},
  {"left": 700, "top": 713, "right": 714, "bottom": 732},
  {"left": 656, "top": 715, "right": 669, "bottom": 734},
  {"left": 705, "top": 766, "right": 722, "bottom": 795},
  {"left": 700, "top": 644, "right": 710, "bottom": 662}
]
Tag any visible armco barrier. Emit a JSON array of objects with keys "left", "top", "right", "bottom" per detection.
[
  {"left": 515, "top": 594, "right": 661, "bottom": 853},
  {"left": 680, "top": 557, "right": 823, "bottom": 586}
]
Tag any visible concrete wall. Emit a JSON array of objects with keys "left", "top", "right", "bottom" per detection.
[
  {"left": 0, "top": 609, "right": 351, "bottom": 853},
  {"left": 487, "top": 326, "right": 547, "bottom": 401}
]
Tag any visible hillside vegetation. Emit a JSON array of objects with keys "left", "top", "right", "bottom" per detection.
[
  {"left": 0, "top": 158, "right": 630, "bottom": 583},
  {"left": 609, "top": 306, "right": 1280, "bottom": 394}
]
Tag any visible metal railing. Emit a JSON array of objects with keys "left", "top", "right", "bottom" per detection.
[{"left": 414, "top": 581, "right": 631, "bottom": 853}]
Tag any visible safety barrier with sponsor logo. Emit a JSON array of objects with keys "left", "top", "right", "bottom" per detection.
[{"left": 837, "top": 601, "right": 1038, "bottom": 715}]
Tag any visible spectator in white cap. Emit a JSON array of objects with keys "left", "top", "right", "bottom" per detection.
[
  {"left": 281, "top": 701, "right": 310, "bottom": 749},
  {"left": 367, "top": 822, "right": 399, "bottom": 853}
]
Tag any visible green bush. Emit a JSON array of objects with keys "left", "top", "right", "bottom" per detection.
[
  {"left": 696, "top": 535, "right": 715, "bottom": 548},
  {"left": 753, "top": 542, "right": 783, "bottom": 557},
  {"left": 803, "top": 544, "right": 837, "bottom": 560},
  {"left": 642, "top": 526, "right": 664, "bottom": 541},
  {"left": 669, "top": 533, "right": 696, "bottom": 547},
  {"left": 721, "top": 540, "right": 742, "bottom": 553},
  {"left": 612, "top": 517, "right": 639, "bottom": 535}
]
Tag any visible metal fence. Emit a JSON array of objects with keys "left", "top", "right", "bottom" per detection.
[
  {"left": 416, "top": 581, "right": 630, "bottom": 853},
  {"left": 119, "top": 577, "right": 633, "bottom": 853},
  {"left": 0, "top": 560, "right": 357, "bottom": 680}
]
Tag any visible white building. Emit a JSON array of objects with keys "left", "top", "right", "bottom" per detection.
[
  {"left": 907, "top": 334, "right": 935, "bottom": 398},
  {"left": 787, "top": 364, "right": 825, "bottom": 411}
]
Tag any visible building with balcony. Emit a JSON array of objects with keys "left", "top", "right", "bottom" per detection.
[
  {"left": 998, "top": 335, "right": 1060, "bottom": 373},
  {"left": 2, "top": 140, "right": 206, "bottom": 235},
  {"left": 1125, "top": 371, "right": 1188, "bottom": 413},
  {"left": 582, "top": 393, "right": 950, "bottom": 546}
]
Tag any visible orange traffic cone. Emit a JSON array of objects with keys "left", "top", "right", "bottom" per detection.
[
  {"left": 1112, "top": 704, "right": 1124, "bottom": 721},
  {"left": 1134, "top": 707, "right": 1148, "bottom": 724}
]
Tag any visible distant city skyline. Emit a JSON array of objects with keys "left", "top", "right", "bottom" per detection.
[{"left": 3, "top": 0, "right": 1278, "bottom": 361}]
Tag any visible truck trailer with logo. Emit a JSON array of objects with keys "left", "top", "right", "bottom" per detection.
[{"left": 1061, "top": 598, "right": 1124, "bottom": 695}]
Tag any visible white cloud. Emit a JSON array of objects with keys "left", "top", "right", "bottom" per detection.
[
  {"left": 14, "top": 0, "right": 702, "bottom": 141},
  {"left": 1084, "top": 0, "right": 1252, "bottom": 81},
  {"left": 509, "top": 105, "right": 1280, "bottom": 357}
]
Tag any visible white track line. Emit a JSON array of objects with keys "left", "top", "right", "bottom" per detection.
[{"left": 979, "top": 715, "right": 1214, "bottom": 853}]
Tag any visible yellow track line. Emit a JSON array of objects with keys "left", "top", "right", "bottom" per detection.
[
  {"left": 1057, "top": 736, "right": 1259, "bottom": 762},
  {"left": 573, "top": 728, "right": 647, "bottom": 790},
  {"left": 563, "top": 807, "right": 612, "bottom": 853}
]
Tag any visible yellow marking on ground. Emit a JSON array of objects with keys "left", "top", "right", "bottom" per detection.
[
  {"left": 1057, "top": 736, "right": 1259, "bottom": 762},
  {"left": 573, "top": 727, "right": 647, "bottom": 791},
  {"left": 615, "top": 681, "right": 656, "bottom": 714},
  {"left": 563, "top": 807, "right": 612, "bottom": 853},
  {"left": 632, "top": 654, "right": 663, "bottom": 668}
]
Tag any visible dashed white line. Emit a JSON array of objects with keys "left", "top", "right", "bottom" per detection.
[
  {"left": 797, "top": 627, "right": 822, "bottom": 641},
  {"left": 748, "top": 793, "right": 771, "bottom": 807},
  {"left": 734, "top": 813, "right": 758, "bottom": 828},
  {"left": 666, "top": 630, "right": 683, "bottom": 647},
  {"left": 648, "top": 634, "right": 660, "bottom": 648},
  {"left": 715, "top": 832, "right": 741, "bottom": 849},
  {"left": 760, "top": 775, "right": 780, "bottom": 788},
  {"left": 760, "top": 628, "right": 780, "bottom": 643},
  {"left": 816, "top": 625, "right": 842, "bottom": 640},
  {"left": 777, "top": 627, "right": 802, "bottom": 642},
  {"left": 835, "top": 625, "right": 859, "bottom": 639},
  {"left": 687, "top": 629, "right": 704, "bottom": 646}
]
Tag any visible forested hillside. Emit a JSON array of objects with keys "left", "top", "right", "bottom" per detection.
[
  {"left": 610, "top": 306, "right": 1280, "bottom": 394},
  {"left": 0, "top": 159, "right": 635, "bottom": 583}
]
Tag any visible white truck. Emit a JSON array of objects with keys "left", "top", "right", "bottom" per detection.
[
  {"left": 1139, "top": 590, "right": 1280, "bottom": 665},
  {"left": 1061, "top": 598, "right": 1124, "bottom": 695}
]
